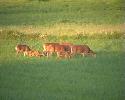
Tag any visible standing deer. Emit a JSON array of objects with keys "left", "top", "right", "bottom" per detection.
[{"left": 42, "top": 42, "right": 72, "bottom": 57}]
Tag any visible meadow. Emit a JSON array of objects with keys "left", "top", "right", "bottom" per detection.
[{"left": 0, "top": 0, "right": 125, "bottom": 100}]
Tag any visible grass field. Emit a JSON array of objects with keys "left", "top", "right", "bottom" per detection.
[
  {"left": 0, "top": 0, "right": 125, "bottom": 100},
  {"left": 0, "top": 0, "right": 124, "bottom": 26},
  {"left": 0, "top": 52, "right": 124, "bottom": 100},
  {"left": 0, "top": 31, "right": 124, "bottom": 100}
]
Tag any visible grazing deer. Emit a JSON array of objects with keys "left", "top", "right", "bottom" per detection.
[
  {"left": 71, "top": 44, "right": 96, "bottom": 57},
  {"left": 43, "top": 43, "right": 59, "bottom": 55},
  {"left": 42, "top": 42, "right": 73, "bottom": 57},
  {"left": 15, "top": 44, "right": 31, "bottom": 56},
  {"left": 42, "top": 43, "right": 57, "bottom": 57}
]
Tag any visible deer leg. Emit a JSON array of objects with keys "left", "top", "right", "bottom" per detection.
[
  {"left": 81, "top": 53, "right": 85, "bottom": 57},
  {"left": 47, "top": 51, "right": 51, "bottom": 58},
  {"left": 23, "top": 52, "right": 26, "bottom": 56}
]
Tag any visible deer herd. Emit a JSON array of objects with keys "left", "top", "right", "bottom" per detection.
[{"left": 15, "top": 42, "right": 96, "bottom": 59}]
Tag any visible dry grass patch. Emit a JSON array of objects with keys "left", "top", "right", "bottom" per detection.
[{"left": 0, "top": 24, "right": 124, "bottom": 36}]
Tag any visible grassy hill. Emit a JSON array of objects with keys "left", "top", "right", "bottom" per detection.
[
  {"left": 0, "top": 0, "right": 125, "bottom": 100},
  {"left": 0, "top": 0, "right": 124, "bottom": 26},
  {"left": 0, "top": 0, "right": 124, "bottom": 35}
]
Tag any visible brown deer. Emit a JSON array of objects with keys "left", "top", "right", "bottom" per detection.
[
  {"left": 15, "top": 44, "right": 31, "bottom": 56},
  {"left": 71, "top": 44, "right": 96, "bottom": 57},
  {"left": 42, "top": 42, "right": 73, "bottom": 57}
]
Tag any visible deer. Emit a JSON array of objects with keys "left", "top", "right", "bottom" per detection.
[
  {"left": 15, "top": 44, "right": 31, "bottom": 56},
  {"left": 70, "top": 44, "right": 96, "bottom": 57}
]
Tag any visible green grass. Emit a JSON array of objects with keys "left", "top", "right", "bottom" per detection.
[
  {"left": 0, "top": 0, "right": 124, "bottom": 26},
  {"left": 0, "top": 0, "right": 124, "bottom": 100},
  {"left": 0, "top": 0, "right": 124, "bottom": 36},
  {"left": 0, "top": 43, "right": 124, "bottom": 100},
  {"left": 0, "top": 31, "right": 124, "bottom": 100}
]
